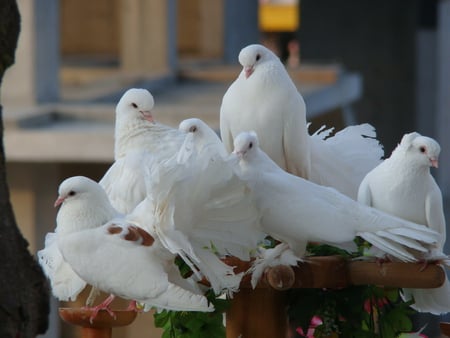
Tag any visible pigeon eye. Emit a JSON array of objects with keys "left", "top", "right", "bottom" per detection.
[
  {"left": 68, "top": 191, "right": 76, "bottom": 197},
  {"left": 131, "top": 103, "right": 138, "bottom": 108},
  {"left": 419, "top": 146, "right": 426, "bottom": 153},
  {"left": 189, "top": 126, "right": 197, "bottom": 133},
  {"left": 249, "top": 142, "right": 253, "bottom": 149},
  {"left": 256, "top": 54, "right": 261, "bottom": 61}
]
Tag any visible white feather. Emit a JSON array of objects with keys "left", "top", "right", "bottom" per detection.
[{"left": 146, "top": 119, "right": 265, "bottom": 295}]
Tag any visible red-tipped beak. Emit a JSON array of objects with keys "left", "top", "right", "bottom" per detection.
[
  {"left": 54, "top": 196, "right": 65, "bottom": 207},
  {"left": 140, "top": 110, "right": 154, "bottom": 123},
  {"left": 430, "top": 158, "right": 439, "bottom": 168},
  {"left": 244, "top": 66, "right": 254, "bottom": 79}
]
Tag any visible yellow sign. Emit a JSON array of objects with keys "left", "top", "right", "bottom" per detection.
[{"left": 258, "top": 2, "right": 299, "bottom": 32}]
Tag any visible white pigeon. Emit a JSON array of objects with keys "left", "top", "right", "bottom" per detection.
[
  {"left": 358, "top": 132, "right": 450, "bottom": 315},
  {"left": 100, "top": 88, "right": 185, "bottom": 213},
  {"left": 38, "top": 176, "right": 118, "bottom": 302},
  {"left": 220, "top": 44, "right": 384, "bottom": 199},
  {"left": 114, "top": 88, "right": 184, "bottom": 160},
  {"left": 231, "top": 131, "right": 442, "bottom": 285},
  {"left": 146, "top": 120, "right": 265, "bottom": 295},
  {"left": 39, "top": 176, "right": 213, "bottom": 318},
  {"left": 177, "top": 118, "right": 228, "bottom": 166}
]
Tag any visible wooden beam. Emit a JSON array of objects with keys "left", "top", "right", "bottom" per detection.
[{"left": 224, "top": 256, "right": 446, "bottom": 290}]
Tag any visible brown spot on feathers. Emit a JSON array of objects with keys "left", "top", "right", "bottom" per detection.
[
  {"left": 107, "top": 224, "right": 122, "bottom": 234},
  {"left": 107, "top": 224, "right": 154, "bottom": 246}
]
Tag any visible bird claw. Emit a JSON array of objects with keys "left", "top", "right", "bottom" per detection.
[
  {"left": 83, "top": 294, "right": 117, "bottom": 324},
  {"left": 87, "top": 306, "right": 117, "bottom": 324}
]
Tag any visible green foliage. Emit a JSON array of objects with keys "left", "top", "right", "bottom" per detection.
[{"left": 153, "top": 290, "right": 229, "bottom": 338}]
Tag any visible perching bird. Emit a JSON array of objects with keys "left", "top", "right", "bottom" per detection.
[
  {"left": 38, "top": 176, "right": 118, "bottom": 303},
  {"left": 39, "top": 176, "right": 213, "bottom": 319},
  {"left": 220, "top": 44, "right": 383, "bottom": 199},
  {"left": 114, "top": 88, "right": 184, "bottom": 160},
  {"left": 100, "top": 88, "right": 184, "bottom": 213},
  {"left": 358, "top": 132, "right": 450, "bottom": 315},
  {"left": 231, "top": 131, "right": 441, "bottom": 285},
  {"left": 177, "top": 118, "right": 228, "bottom": 166},
  {"left": 146, "top": 120, "right": 265, "bottom": 295},
  {"left": 220, "top": 44, "right": 310, "bottom": 178}
]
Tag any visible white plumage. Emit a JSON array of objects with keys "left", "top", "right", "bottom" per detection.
[
  {"left": 38, "top": 175, "right": 118, "bottom": 302},
  {"left": 113, "top": 88, "right": 185, "bottom": 160},
  {"left": 100, "top": 88, "right": 184, "bottom": 213},
  {"left": 220, "top": 44, "right": 383, "bottom": 199},
  {"left": 145, "top": 118, "right": 264, "bottom": 295},
  {"left": 39, "top": 176, "right": 213, "bottom": 315},
  {"left": 358, "top": 132, "right": 450, "bottom": 314},
  {"left": 232, "top": 131, "right": 441, "bottom": 281},
  {"left": 38, "top": 232, "right": 86, "bottom": 302},
  {"left": 177, "top": 118, "right": 228, "bottom": 166},
  {"left": 100, "top": 150, "right": 155, "bottom": 214}
]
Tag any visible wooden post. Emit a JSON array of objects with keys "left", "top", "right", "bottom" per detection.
[
  {"left": 59, "top": 308, "right": 137, "bottom": 338},
  {"left": 226, "top": 287, "right": 288, "bottom": 338}
]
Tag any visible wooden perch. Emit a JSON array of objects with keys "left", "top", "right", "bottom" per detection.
[
  {"left": 59, "top": 256, "right": 446, "bottom": 338},
  {"left": 223, "top": 256, "right": 446, "bottom": 338},
  {"left": 224, "top": 255, "right": 446, "bottom": 290},
  {"left": 59, "top": 308, "right": 137, "bottom": 338}
]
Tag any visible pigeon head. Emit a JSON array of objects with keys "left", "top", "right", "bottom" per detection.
[
  {"left": 55, "top": 176, "right": 108, "bottom": 208},
  {"left": 55, "top": 176, "right": 117, "bottom": 234},
  {"left": 179, "top": 118, "right": 204, "bottom": 134},
  {"left": 116, "top": 88, "right": 155, "bottom": 123},
  {"left": 232, "top": 131, "right": 259, "bottom": 159},
  {"left": 400, "top": 132, "right": 441, "bottom": 168},
  {"left": 179, "top": 118, "right": 219, "bottom": 141},
  {"left": 238, "top": 44, "right": 278, "bottom": 79}
]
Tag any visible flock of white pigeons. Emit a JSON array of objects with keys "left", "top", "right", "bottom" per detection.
[{"left": 38, "top": 44, "right": 450, "bottom": 321}]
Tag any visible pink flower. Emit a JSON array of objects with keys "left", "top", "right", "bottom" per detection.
[{"left": 296, "top": 316, "right": 323, "bottom": 338}]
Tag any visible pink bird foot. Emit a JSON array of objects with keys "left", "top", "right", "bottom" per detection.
[{"left": 83, "top": 294, "right": 116, "bottom": 324}]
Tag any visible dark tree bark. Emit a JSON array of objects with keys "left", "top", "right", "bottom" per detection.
[{"left": 0, "top": 0, "right": 50, "bottom": 337}]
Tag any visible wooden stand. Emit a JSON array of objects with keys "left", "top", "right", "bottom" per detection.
[
  {"left": 441, "top": 322, "right": 450, "bottom": 337},
  {"left": 59, "top": 308, "right": 137, "bottom": 338},
  {"left": 59, "top": 257, "right": 446, "bottom": 338},
  {"left": 224, "top": 256, "right": 446, "bottom": 338}
]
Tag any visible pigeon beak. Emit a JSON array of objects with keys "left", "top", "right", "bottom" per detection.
[
  {"left": 54, "top": 196, "right": 65, "bottom": 207},
  {"left": 233, "top": 150, "right": 245, "bottom": 159},
  {"left": 244, "top": 66, "right": 254, "bottom": 79},
  {"left": 430, "top": 158, "right": 439, "bottom": 168},
  {"left": 140, "top": 110, "right": 154, "bottom": 123}
]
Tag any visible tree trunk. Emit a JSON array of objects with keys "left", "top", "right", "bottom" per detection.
[{"left": 0, "top": 0, "right": 50, "bottom": 337}]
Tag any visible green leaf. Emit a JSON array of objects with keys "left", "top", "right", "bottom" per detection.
[{"left": 154, "top": 310, "right": 171, "bottom": 328}]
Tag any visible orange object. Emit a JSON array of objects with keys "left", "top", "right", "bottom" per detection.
[
  {"left": 59, "top": 308, "right": 137, "bottom": 338},
  {"left": 259, "top": 2, "right": 299, "bottom": 32}
]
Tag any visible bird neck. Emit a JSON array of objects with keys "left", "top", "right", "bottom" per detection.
[{"left": 114, "top": 120, "right": 151, "bottom": 159}]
